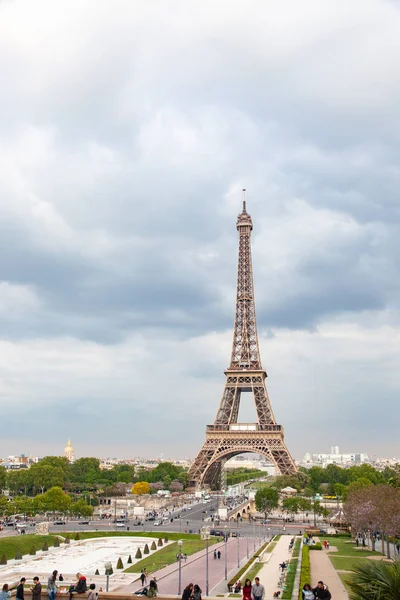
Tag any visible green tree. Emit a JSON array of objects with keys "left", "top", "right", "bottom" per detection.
[
  {"left": 71, "top": 499, "right": 93, "bottom": 517},
  {"left": 7, "top": 470, "right": 32, "bottom": 495},
  {"left": 334, "top": 483, "right": 347, "bottom": 498},
  {"left": 71, "top": 458, "right": 101, "bottom": 484},
  {"left": 0, "top": 466, "right": 7, "bottom": 492},
  {"left": 41, "top": 487, "right": 72, "bottom": 513},
  {"left": 255, "top": 487, "right": 279, "bottom": 518},
  {"left": 30, "top": 464, "right": 65, "bottom": 493},
  {"left": 38, "top": 456, "right": 71, "bottom": 477},
  {"left": 343, "top": 478, "right": 373, "bottom": 502},
  {"left": 0, "top": 495, "right": 9, "bottom": 516},
  {"left": 282, "top": 497, "right": 300, "bottom": 518}
]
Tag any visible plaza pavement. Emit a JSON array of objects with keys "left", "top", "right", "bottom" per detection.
[
  {"left": 115, "top": 536, "right": 263, "bottom": 596},
  {"left": 255, "top": 535, "right": 296, "bottom": 600},
  {"left": 309, "top": 540, "right": 348, "bottom": 600}
]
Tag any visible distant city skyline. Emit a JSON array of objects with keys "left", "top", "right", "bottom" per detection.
[{"left": 1, "top": 1, "right": 400, "bottom": 458}]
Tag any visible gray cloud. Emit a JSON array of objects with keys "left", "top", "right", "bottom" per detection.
[{"left": 0, "top": 0, "right": 400, "bottom": 459}]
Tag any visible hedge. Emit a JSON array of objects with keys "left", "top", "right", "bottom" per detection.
[
  {"left": 298, "top": 546, "right": 310, "bottom": 600},
  {"left": 309, "top": 542, "right": 322, "bottom": 551}
]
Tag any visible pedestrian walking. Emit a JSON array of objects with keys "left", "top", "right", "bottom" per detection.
[
  {"left": 140, "top": 572, "right": 146, "bottom": 587},
  {"left": 251, "top": 577, "right": 265, "bottom": 600},
  {"left": 47, "top": 571, "right": 58, "bottom": 600},
  {"left": 184, "top": 554, "right": 187, "bottom": 562},
  {"left": 242, "top": 579, "right": 252, "bottom": 600},
  {"left": 217, "top": 550, "right": 221, "bottom": 560},
  {"left": 16, "top": 578, "right": 26, "bottom": 600},
  {"left": 0, "top": 585, "right": 11, "bottom": 600},
  {"left": 323, "top": 541, "right": 327, "bottom": 549},
  {"left": 213, "top": 550, "right": 217, "bottom": 559},
  {"left": 31, "top": 578, "right": 42, "bottom": 600}
]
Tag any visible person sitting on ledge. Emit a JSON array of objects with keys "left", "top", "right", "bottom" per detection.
[{"left": 69, "top": 573, "right": 87, "bottom": 600}]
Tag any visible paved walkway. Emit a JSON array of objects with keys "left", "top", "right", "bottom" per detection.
[
  {"left": 115, "top": 536, "right": 262, "bottom": 596},
  {"left": 256, "top": 535, "right": 295, "bottom": 600},
  {"left": 310, "top": 547, "right": 348, "bottom": 600}
]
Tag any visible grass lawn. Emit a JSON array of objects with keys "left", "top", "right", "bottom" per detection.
[
  {"left": 329, "top": 555, "right": 377, "bottom": 572},
  {"left": 0, "top": 534, "right": 63, "bottom": 560},
  {"left": 245, "top": 560, "right": 264, "bottom": 582},
  {"left": 338, "top": 572, "right": 353, "bottom": 594},
  {"left": 0, "top": 531, "right": 205, "bottom": 562},
  {"left": 326, "top": 537, "right": 380, "bottom": 558},
  {"left": 124, "top": 538, "right": 219, "bottom": 574},
  {"left": 247, "top": 481, "right": 274, "bottom": 490}
]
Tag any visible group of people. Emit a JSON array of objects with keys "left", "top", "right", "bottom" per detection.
[
  {"left": 181, "top": 583, "right": 202, "bottom": 600},
  {"left": 230, "top": 577, "right": 265, "bottom": 600},
  {"left": 302, "top": 581, "right": 331, "bottom": 600},
  {"left": 213, "top": 549, "right": 221, "bottom": 560},
  {"left": 1, "top": 571, "right": 97, "bottom": 600}
]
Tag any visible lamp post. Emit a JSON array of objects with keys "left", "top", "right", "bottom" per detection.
[
  {"left": 104, "top": 561, "right": 112, "bottom": 592},
  {"left": 205, "top": 531, "right": 210, "bottom": 597},
  {"left": 246, "top": 535, "right": 249, "bottom": 558},
  {"left": 237, "top": 523, "right": 240, "bottom": 568},
  {"left": 178, "top": 539, "right": 183, "bottom": 595},
  {"left": 224, "top": 526, "right": 228, "bottom": 580}
]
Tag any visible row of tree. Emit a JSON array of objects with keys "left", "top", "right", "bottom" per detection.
[
  {"left": 0, "top": 458, "right": 189, "bottom": 497},
  {"left": 254, "top": 487, "right": 329, "bottom": 520},
  {"left": 0, "top": 486, "right": 93, "bottom": 517},
  {"left": 344, "top": 484, "right": 400, "bottom": 555}
]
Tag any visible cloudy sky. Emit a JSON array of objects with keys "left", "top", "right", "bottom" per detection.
[{"left": 1, "top": 0, "right": 400, "bottom": 461}]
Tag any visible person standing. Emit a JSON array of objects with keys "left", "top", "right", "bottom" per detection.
[
  {"left": 217, "top": 550, "right": 221, "bottom": 560},
  {"left": 16, "top": 578, "right": 26, "bottom": 600},
  {"left": 31, "top": 578, "right": 42, "bottom": 600},
  {"left": 242, "top": 579, "right": 252, "bottom": 600},
  {"left": 213, "top": 549, "right": 217, "bottom": 559},
  {"left": 47, "top": 571, "right": 58, "bottom": 600},
  {"left": 251, "top": 577, "right": 265, "bottom": 600},
  {"left": 0, "top": 585, "right": 11, "bottom": 600}
]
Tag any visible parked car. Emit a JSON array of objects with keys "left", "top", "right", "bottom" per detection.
[
  {"left": 154, "top": 520, "right": 162, "bottom": 526},
  {"left": 54, "top": 520, "right": 66, "bottom": 525}
]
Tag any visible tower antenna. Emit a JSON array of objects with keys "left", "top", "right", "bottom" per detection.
[{"left": 242, "top": 188, "right": 247, "bottom": 213}]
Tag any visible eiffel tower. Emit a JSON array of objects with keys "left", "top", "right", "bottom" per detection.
[{"left": 188, "top": 193, "right": 297, "bottom": 489}]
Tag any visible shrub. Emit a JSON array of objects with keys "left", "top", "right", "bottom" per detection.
[
  {"left": 151, "top": 541, "right": 156, "bottom": 550},
  {"left": 0, "top": 554, "right": 7, "bottom": 565},
  {"left": 65, "top": 537, "right": 70, "bottom": 544},
  {"left": 74, "top": 533, "right": 80, "bottom": 541},
  {"left": 15, "top": 549, "right": 23, "bottom": 560},
  {"left": 95, "top": 569, "right": 100, "bottom": 575},
  {"left": 135, "top": 548, "right": 142, "bottom": 559},
  {"left": 127, "top": 555, "right": 132, "bottom": 564},
  {"left": 42, "top": 541, "right": 49, "bottom": 551},
  {"left": 54, "top": 538, "right": 60, "bottom": 547},
  {"left": 144, "top": 543, "right": 149, "bottom": 554},
  {"left": 116, "top": 557, "right": 124, "bottom": 569},
  {"left": 164, "top": 536, "right": 168, "bottom": 543},
  {"left": 29, "top": 546, "right": 37, "bottom": 555},
  {"left": 309, "top": 542, "right": 322, "bottom": 551},
  {"left": 298, "top": 546, "right": 310, "bottom": 600},
  {"left": 158, "top": 538, "right": 163, "bottom": 547}
]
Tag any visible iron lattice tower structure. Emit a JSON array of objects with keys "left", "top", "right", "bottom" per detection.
[{"left": 188, "top": 193, "right": 297, "bottom": 489}]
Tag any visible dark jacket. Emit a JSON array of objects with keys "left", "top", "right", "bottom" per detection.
[
  {"left": 32, "top": 583, "right": 42, "bottom": 600},
  {"left": 182, "top": 587, "right": 193, "bottom": 600},
  {"left": 16, "top": 584, "right": 25, "bottom": 600},
  {"left": 75, "top": 578, "right": 87, "bottom": 594},
  {"left": 313, "top": 587, "right": 331, "bottom": 600}
]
